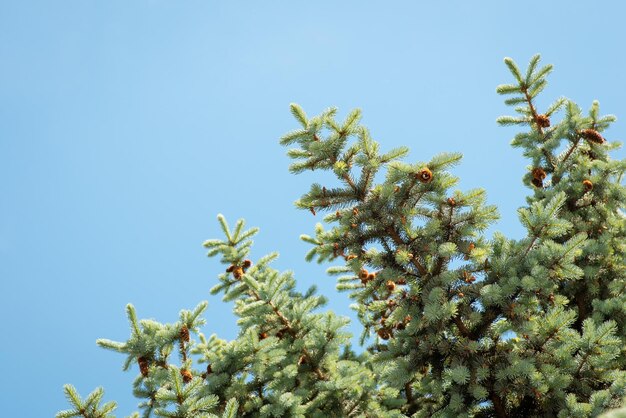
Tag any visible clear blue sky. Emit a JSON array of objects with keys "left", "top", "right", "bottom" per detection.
[{"left": 2, "top": 1, "right": 625, "bottom": 416}]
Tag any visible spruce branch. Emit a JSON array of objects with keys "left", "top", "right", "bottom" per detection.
[{"left": 56, "top": 385, "right": 116, "bottom": 418}]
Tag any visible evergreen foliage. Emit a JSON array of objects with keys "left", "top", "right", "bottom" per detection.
[{"left": 58, "top": 55, "right": 626, "bottom": 417}]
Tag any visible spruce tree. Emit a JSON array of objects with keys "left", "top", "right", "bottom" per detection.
[{"left": 57, "top": 55, "right": 626, "bottom": 417}]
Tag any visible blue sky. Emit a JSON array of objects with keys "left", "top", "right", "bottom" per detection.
[{"left": 2, "top": 1, "right": 625, "bottom": 416}]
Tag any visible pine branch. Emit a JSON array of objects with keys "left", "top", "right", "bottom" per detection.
[
  {"left": 385, "top": 225, "right": 428, "bottom": 277},
  {"left": 245, "top": 283, "right": 327, "bottom": 381}
]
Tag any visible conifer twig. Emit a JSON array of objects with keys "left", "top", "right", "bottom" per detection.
[
  {"left": 246, "top": 285, "right": 327, "bottom": 381},
  {"left": 522, "top": 86, "right": 556, "bottom": 170},
  {"left": 386, "top": 226, "right": 428, "bottom": 276}
]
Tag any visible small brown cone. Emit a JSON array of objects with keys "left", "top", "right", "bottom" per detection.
[
  {"left": 232, "top": 266, "right": 244, "bottom": 279},
  {"left": 580, "top": 129, "right": 605, "bottom": 144},
  {"left": 447, "top": 197, "right": 456, "bottom": 206},
  {"left": 332, "top": 243, "right": 340, "bottom": 258},
  {"left": 386, "top": 280, "right": 396, "bottom": 292},
  {"left": 532, "top": 168, "right": 547, "bottom": 181},
  {"left": 242, "top": 259, "right": 252, "bottom": 269},
  {"left": 181, "top": 369, "right": 193, "bottom": 383},
  {"left": 259, "top": 331, "right": 268, "bottom": 340},
  {"left": 233, "top": 267, "right": 244, "bottom": 278},
  {"left": 583, "top": 179, "right": 593, "bottom": 191},
  {"left": 138, "top": 356, "right": 150, "bottom": 377},
  {"left": 180, "top": 325, "right": 190, "bottom": 342},
  {"left": 416, "top": 168, "right": 433, "bottom": 183},
  {"left": 377, "top": 328, "right": 391, "bottom": 340},
  {"left": 536, "top": 114, "right": 550, "bottom": 128},
  {"left": 531, "top": 178, "right": 543, "bottom": 188}
]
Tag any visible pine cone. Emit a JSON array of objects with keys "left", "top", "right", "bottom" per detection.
[
  {"left": 232, "top": 266, "right": 244, "bottom": 279},
  {"left": 580, "top": 129, "right": 605, "bottom": 144},
  {"left": 386, "top": 280, "right": 396, "bottom": 292},
  {"left": 333, "top": 243, "right": 341, "bottom": 258},
  {"left": 137, "top": 356, "right": 149, "bottom": 377},
  {"left": 532, "top": 167, "right": 547, "bottom": 181},
  {"left": 536, "top": 114, "right": 550, "bottom": 128},
  {"left": 377, "top": 328, "right": 391, "bottom": 340},
  {"left": 180, "top": 325, "right": 190, "bottom": 342},
  {"left": 583, "top": 179, "right": 593, "bottom": 191},
  {"left": 531, "top": 178, "right": 543, "bottom": 188},
  {"left": 180, "top": 369, "right": 193, "bottom": 383},
  {"left": 416, "top": 168, "right": 433, "bottom": 183},
  {"left": 447, "top": 197, "right": 456, "bottom": 206}
]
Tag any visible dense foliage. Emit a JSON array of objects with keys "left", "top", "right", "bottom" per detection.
[{"left": 58, "top": 55, "right": 626, "bottom": 417}]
